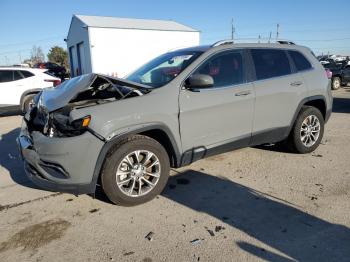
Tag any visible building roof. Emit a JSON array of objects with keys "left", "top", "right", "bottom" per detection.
[{"left": 74, "top": 15, "right": 199, "bottom": 32}]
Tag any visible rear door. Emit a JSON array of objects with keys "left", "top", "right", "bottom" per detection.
[
  {"left": 179, "top": 49, "right": 255, "bottom": 152},
  {"left": 249, "top": 48, "right": 307, "bottom": 144}
]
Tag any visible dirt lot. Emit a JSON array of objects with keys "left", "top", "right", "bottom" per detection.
[{"left": 0, "top": 89, "right": 349, "bottom": 262}]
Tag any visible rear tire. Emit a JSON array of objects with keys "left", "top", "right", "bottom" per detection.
[
  {"left": 331, "top": 77, "right": 341, "bottom": 90},
  {"left": 101, "top": 135, "right": 170, "bottom": 206},
  {"left": 286, "top": 106, "right": 324, "bottom": 154}
]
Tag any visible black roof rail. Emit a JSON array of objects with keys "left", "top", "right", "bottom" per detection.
[
  {"left": 211, "top": 39, "right": 234, "bottom": 47},
  {"left": 276, "top": 40, "right": 296, "bottom": 45},
  {"left": 211, "top": 39, "right": 296, "bottom": 47}
]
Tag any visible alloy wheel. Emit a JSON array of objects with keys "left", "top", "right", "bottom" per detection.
[
  {"left": 300, "top": 115, "right": 321, "bottom": 147},
  {"left": 116, "top": 150, "right": 161, "bottom": 197},
  {"left": 333, "top": 79, "right": 340, "bottom": 89}
]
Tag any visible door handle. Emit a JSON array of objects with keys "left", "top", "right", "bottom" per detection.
[
  {"left": 290, "top": 81, "right": 303, "bottom": 87},
  {"left": 235, "top": 91, "right": 251, "bottom": 96}
]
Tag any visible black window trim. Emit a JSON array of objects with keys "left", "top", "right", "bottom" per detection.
[{"left": 181, "top": 48, "right": 250, "bottom": 91}]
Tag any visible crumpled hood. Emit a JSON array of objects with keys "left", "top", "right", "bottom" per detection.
[
  {"left": 39, "top": 73, "right": 150, "bottom": 112},
  {"left": 40, "top": 74, "right": 94, "bottom": 112}
]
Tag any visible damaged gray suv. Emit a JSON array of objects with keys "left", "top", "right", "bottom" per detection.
[{"left": 18, "top": 40, "right": 332, "bottom": 206}]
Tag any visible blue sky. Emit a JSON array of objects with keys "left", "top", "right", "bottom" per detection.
[{"left": 0, "top": 0, "right": 349, "bottom": 65}]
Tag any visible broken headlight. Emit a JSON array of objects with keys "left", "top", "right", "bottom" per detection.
[{"left": 49, "top": 114, "right": 91, "bottom": 137}]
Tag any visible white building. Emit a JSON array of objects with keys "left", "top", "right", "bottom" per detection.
[{"left": 66, "top": 15, "right": 200, "bottom": 78}]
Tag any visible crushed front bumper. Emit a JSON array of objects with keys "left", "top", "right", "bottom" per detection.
[{"left": 17, "top": 120, "right": 104, "bottom": 194}]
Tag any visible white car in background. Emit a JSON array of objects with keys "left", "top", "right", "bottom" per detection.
[{"left": 0, "top": 67, "right": 61, "bottom": 113}]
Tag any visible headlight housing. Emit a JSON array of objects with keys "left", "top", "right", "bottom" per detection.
[{"left": 49, "top": 114, "right": 92, "bottom": 137}]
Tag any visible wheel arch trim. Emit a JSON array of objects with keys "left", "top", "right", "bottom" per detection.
[
  {"left": 287, "top": 95, "right": 328, "bottom": 137},
  {"left": 89, "top": 123, "right": 182, "bottom": 193}
]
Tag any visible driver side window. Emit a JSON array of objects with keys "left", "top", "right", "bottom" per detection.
[{"left": 192, "top": 50, "right": 244, "bottom": 88}]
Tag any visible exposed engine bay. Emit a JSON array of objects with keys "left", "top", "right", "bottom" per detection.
[{"left": 26, "top": 74, "right": 150, "bottom": 138}]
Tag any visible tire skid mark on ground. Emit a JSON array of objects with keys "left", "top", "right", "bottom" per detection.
[{"left": 0, "top": 192, "right": 63, "bottom": 212}]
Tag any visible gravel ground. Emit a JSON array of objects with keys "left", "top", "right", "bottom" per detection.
[{"left": 0, "top": 89, "right": 349, "bottom": 262}]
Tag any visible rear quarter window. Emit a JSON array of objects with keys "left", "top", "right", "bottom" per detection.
[
  {"left": 289, "top": 50, "right": 312, "bottom": 72},
  {"left": 14, "top": 71, "right": 23, "bottom": 81},
  {"left": 251, "top": 49, "right": 291, "bottom": 80},
  {"left": 19, "top": 70, "right": 35, "bottom": 78}
]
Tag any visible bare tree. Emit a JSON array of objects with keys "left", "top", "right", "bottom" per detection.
[{"left": 30, "top": 45, "right": 45, "bottom": 65}]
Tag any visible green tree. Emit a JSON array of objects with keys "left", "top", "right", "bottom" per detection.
[{"left": 47, "top": 46, "right": 68, "bottom": 69}]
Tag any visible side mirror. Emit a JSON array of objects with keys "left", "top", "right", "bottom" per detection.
[{"left": 185, "top": 74, "right": 214, "bottom": 89}]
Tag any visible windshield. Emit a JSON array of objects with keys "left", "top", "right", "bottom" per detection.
[{"left": 127, "top": 51, "right": 203, "bottom": 88}]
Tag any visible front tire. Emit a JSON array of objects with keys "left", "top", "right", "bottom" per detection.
[
  {"left": 101, "top": 135, "right": 170, "bottom": 206},
  {"left": 21, "top": 94, "right": 35, "bottom": 114},
  {"left": 287, "top": 106, "right": 324, "bottom": 153},
  {"left": 331, "top": 77, "right": 341, "bottom": 90}
]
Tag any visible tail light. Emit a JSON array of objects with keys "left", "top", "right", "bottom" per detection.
[
  {"left": 45, "top": 79, "right": 61, "bottom": 87},
  {"left": 325, "top": 69, "right": 332, "bottom": 79}
]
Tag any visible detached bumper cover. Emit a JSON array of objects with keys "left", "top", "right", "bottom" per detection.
[{"left": 17, "top": 120, "right": 104, "bottom": 194}]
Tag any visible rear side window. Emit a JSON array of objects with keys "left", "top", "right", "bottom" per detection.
[
  {"left": 289, "top": 51, "right": 312, "bottom": 72},
  {"left": 0, "top": 70, "right": 14, "bottom": 83},
  {"left": 251, "top": 49, "right": 291, "bottom": 80},
  {"left": 14, "top": 71, "right": 23, "bottom": 81},
  {"left": 19, "top": 70, "right": 34, "bottom": 78},
  {"left": 192, "top": 50, "right": 244, "bottom": 87}
]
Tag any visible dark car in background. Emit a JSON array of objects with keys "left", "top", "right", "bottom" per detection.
[
  {"left": 34, "top": 62, "right": 68, "bottom": 81},
  {"left": 323, "top": 61, "right": 350, "bottom": 90}
]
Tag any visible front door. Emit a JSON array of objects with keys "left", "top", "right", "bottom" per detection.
[{"left": 179, "top": 50, "right": 255, "bottom": 154}]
